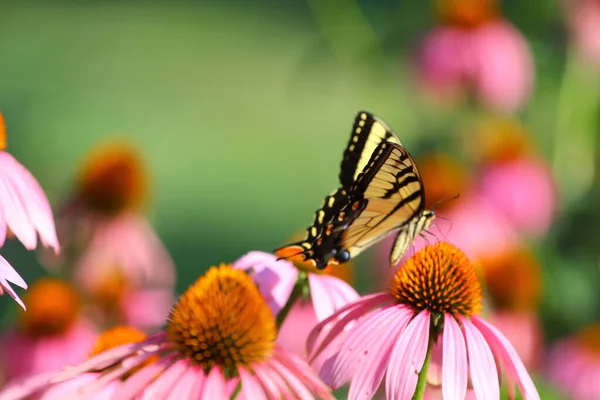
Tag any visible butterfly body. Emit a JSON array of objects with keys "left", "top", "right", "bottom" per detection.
[{"left": 275, "top": 112, "right": 435, "bottom": 269}]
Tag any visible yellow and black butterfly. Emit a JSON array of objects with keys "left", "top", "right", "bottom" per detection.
[{"left": 275, "top": 111, "right": 435, "bottom": 270}]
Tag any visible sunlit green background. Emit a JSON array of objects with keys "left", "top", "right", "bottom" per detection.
[{"left": 0, "top": 1, "right": 599, "bottom": 397}]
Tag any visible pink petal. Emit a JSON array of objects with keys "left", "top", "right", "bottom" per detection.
[
  {"left": 238, "top": 367, "right": 267, "bottom": 400},
  {"left": 2, "top": 153, "right": 59, "bottom": 252},
  {"left": 0, "top": 370, "right": 56, "bottom": 400},
  {"left": 112, "top": 358, "right": 170, "bottom": 398},
  {"left": 385, "top": 311, "right": 430, "bottom": 400},
  {"left": 0, "top": 254, "right": 27, "bottom": 309},
  {"left": 269, "top": 359, "right": 314, "bottom": 400},
  {"left": 200, "top": 366, "right": 229, "bottom": 400},
  {"left": 442, "top": 314, "right": 468, "bottom": 400},
  {"left": 233, "top": 251, "right": 298, "bottom": 315},
  {"left": 323, "top": 306, "right": 399, "bottom": 389},
  {"left": 166, "top": 366, "right": 205, "bottom": 400},
  {"left": 253, "top": 363, "right": 290, "bottom": 399},
  {"left": 307, "top": 293, "right": 394, "bottom": 360},
  {"left": 348, "top": 305, "right": 413, "bottom": 400},
  {"left": 461, "top": 317, "right": 500, "bottom": 400},
  {"left": 275, "top": 350, "right": 333, "bottom": 399},
  {"left": 139, "top": 360, "right": 188, "bottom": 399},
  {"left": 0, "top": 171, "right": 37, "bottom": 249},
  {"left": 472, "top": 316, "right": 540, "bottom": 400},
  {"left": 309, "top": 274, "right": 359, "bottom": 322}
]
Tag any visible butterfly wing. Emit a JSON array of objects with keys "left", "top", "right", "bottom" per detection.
[
  {"left": 339, "top": 140, "right": 428, "bottom": 262},
  {"left": 339, "top": 112, "right": 402, "bottom": 191}
]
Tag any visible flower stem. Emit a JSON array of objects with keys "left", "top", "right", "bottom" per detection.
[
  {"left": 276, "top": 272, "right": 308, "bottom": 328},
  {"left": 411, "top": 337, "right": 434, "bottom": 400}
]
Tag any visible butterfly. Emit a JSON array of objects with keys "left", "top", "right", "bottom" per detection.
[{"left": 275, "top": 111, "right": 435, "bottom": 270}]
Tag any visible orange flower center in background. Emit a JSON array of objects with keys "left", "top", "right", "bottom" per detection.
[
  {"left": 89, "top": 267, "right": 128, "bottom": 317},
  {"left": 88, "top": 326, "right": 147, "bottom": 357},
  {"left": 20, "top": 278, "right": 80, "bottom": 337},
  {"left": 436, "top": 0, "right": 499, "bottom": 28},
  {"left": 77, "top": 142, "right": 147, "bottom": 215},
  {"left": 576, "top": 324, "right": 600, "bottom": 358},
  {"left": 167, "top": 265, "right": 276, "bottom": 374},
  {"left": 0, "top": 113, "right": 6, "bottom": 150},
  {"left": 465, "top": 117, "right": 533, "bottom": 163},
  {"left": 480, "top": 248, "right": 542, "bottom": 311},
  {"left": 391, "top": 242, "right": 482, "bottom": 317},
  {"left": 417, "top": 153, "right": 470, "bottom": 212}
]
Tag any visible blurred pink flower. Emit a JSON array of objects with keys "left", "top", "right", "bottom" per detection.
[
  {"left": 20, "top": 265, "right": 333, "bottom": 399},
  {"left": 0, "top": 278, "right": 97, "bottom": 382},
  {"left": 478, "top": 158, "right": 556, "bottom": 237},
  {"left": 547, "top": 323, "right": 600, "bottom": 400},
  {"left": 568, "top": 0, "right": 600, "bottom": 67},
  {"left": 0, "top": 255, "right": 27, "bottom": 309},
  {"left": 74, "top": 213, "right": 175, "bottom": 292},
  {"left": 417, "top": 20, "right": 534, "bottom": 112},
  {"left": 0, "top": 319, "right": 96, "bottom": 382},
  {"left": 234, "top": 251, "right": 359, "bottom": 321},
  {"left": 310, "top": 243, "right": 539, "bottom": 400},
  {"left": 120, "top": 288, "right": 174, "bottom": 330}
]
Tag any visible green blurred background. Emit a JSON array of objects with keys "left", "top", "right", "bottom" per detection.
[{"left": 1, "top": 0, "right": 599, "bottom": 349}]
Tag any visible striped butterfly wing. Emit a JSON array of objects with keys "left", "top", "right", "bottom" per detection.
[
  {"left": 340, "top": 140, "right": 430, "bottom": 266},
  {"left": 339, "top": 112, "right": 401, "bottom": 191}
]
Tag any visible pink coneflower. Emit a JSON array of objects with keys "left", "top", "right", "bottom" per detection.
[
  {"left": 54, "top": 142, "right": 174, "bottom": 292},
  {"left": 0, "top": 326, "right": 148, "bottom": 400},
  {"left": 234, "top": 250, "right": 359, "bottom": 322},
  {"left": 417, "top": 0, "right": 534, "bottom": 112},
  {"left": 13, "top": 265, "right": 333, "bottom": 399},
  {"left": 0, "top": 255, "right": 27, "bottom": 309},
  {"left": 0, "top": 278, "right": 97, "bottom": 382},
  {"left": 309, "top": 242, "right": 539, "bottom": 399},
  {"left": 547, "top": 323, "right": 600, "bottom": 400}
]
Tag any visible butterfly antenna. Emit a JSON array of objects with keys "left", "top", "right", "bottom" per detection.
[{"left": 430, "top": 193, "right": 461, "bottom": 211}]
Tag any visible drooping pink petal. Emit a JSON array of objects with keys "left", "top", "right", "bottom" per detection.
[
  {"left": 0, "top": 370, "right": 56, "bottom": 400},
  {"left": 238, "top": 367, "right": 267, "bottom": 400},
  {"left": 2, "top": 153, "right": 59, "bottom": 252},
  {"left": 461, "top": 317, "right": 500, "bottom": 400},
  {"left": 0, "top": 254, "right": 27, "bottom": 309},
  {"left": 112, "top": 358, "right": 170, "bottom": 398},
  {"left": 472, "top": 316, "right": 540, "bottom": 400},
  {"left": 308, "top": 274, "right": 359, "bottom": 322},
  {"left": 385, "top": 310, "right": 430, "bottom": 400},
  {"left": 276, "top": 350, "right": 333, "bottom": 399},
  {"left": 442, "top": 314, "right": 468, "bottom": 400},
  {"left": 307, "top": 293, "right": 394, "bottom": 360},
  {"left": 348, "top": 305, "right": 413, "bottom": 400},
  {"left": 166, "top": 366, "right": 205, "bottom": 400},
  {"left": 139, "top": 359, "right": 188, "bottom": 400},
  {"left": 269, "top": 358, "right": 314, "bottom": 400},
  {"left": 322, "top": 306, "right": 398, "bottom": 389},
  {"left": 254, "top": 362, "right": 294, "bottom": 399},
  {"left": 233, "top": 251, "right": 298, "bottom": 315},
  {"left": 0, "top": 171, "right": 37, "bottom": 249},
  {"left": 252, "top": 363, "right": 283, "bottom": 399},
  {"left": 200, "top": 366, "right": 229, "bottom": 400}
]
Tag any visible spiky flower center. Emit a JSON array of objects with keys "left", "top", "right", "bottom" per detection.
[
  {"left": 436, "top": 0, "right": 498, "bottom": 28},
  {"left": 418, "top": 153, "right": 469, "bottom": 212},
  {"left": 577, "top": 324, "right": 600, "bottom": 358},
  {"left": 391, "top": 242, "right": 482, "bottom": 317},
  {"left": 20, "top": 278, "right": 80, "bottom": 337},
  {"left": 481, "top": 248, "right": 541, "bottom": 311},
  {"left": 0, "top": 113, "right": 6, "bottom": 150},
  {"left": 78, "top": 143, "right": 146, "bottom": 214},
  {"left": 167, "top": 265, "right": 276, "bottom": 374},
  {"left": 89, "top": 326, "right": 147, "bottom": 357}
]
